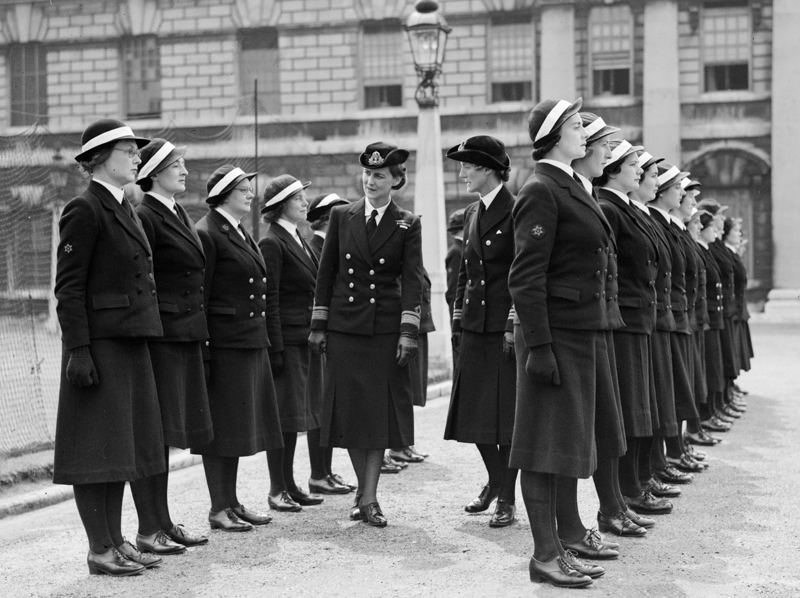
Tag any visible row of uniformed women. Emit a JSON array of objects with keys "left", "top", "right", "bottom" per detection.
[
  {"left": 54, "top": 118, "right": 423, "bottom": 576},
  {"left": 504, "top": 98, "right": 752, "bottom": 588}
]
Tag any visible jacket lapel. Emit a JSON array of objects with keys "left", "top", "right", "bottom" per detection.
[
  {"left": 90, "top": 182, "right": 152, "bottom": 254},
  {"left": 599, "top": 188, "right": 658, "bottom": 249},
  {"left": 208, "top": 209, "right": 266, "bottom": 273},
  {"left": 347, "top": 199, "right": 372, "bottom": 262},
  {"left": 272, "top": 222, "right": 317, "bottom": 276},
  {"left": 369, "top": 200, "right": 404, "bottom": 254},
  {"left": 466, "top": 201, "right": 483, "bottom": 259},
  {"left": 538, "top": 163, "right": 613, "bottom": 235},
  {"left": 479, "top": 186, "right": 513, "bottom": 239},
  {"left": 143, "top": 195, "right": 204, "bottom": 257}
]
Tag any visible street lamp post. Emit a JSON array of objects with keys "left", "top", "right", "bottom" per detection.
[{"left": 405, "top": 0, "right": 452, "bottom": 370}]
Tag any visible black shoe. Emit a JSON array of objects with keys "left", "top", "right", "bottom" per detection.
[
  {"left": 563, "top": 550, "right": 605, "bottom": 579},
  {"left": 625, "top": 508, "right": 655, "bottom": 529},
  {"left": 117, "top": 539, "right": 163, "bottom": 567},
  {"left": 87, "top": 547, "right": 145, "bottom": 577},
  {"left": 560, "top": 530, "right": 619, "bottom": 560},
  {"left": 309, "top": 475, "right": 351, "bottom": 495},
  {"left": 489, "top": 499, "right": 516, "bottom": 528},
  {"left": 208, "top": 508, "right": 254, "bottom": 532},
  {"left": 287, "top": 488, "right": 324, "bottom": 506},
  {"left": 645, "top": 477, "right": 681, "bottom": 498},
  {"left": 360, "top": 502, "right": 388, "bottom": 527},
  {"left": 624, "top": 491, "right": 673, "bottom": 514},
  {"left": 464, "top": 484, "right": 499, "bottom": 513},
  {"left": 232, "top": 503, "right": 273, "bottom": 525},
  {"left": 388, "top": 448, "right": 424, "bottom": 463},
  {"left": 528, "top": 555, "right": 592, "bottom": 588},
  {"left": 381, "top": 454, "right": 403, "bottom": 474},
  {"left": 268, "top": 491, "right": 303, "bottom": 512},
  {"left": 701, "top": 418, "right": 730, "bottom": 433},
  {"left": 349, "top": 494, "right": 363, "bottom": 521},
  {"left": 597, "top": 510, "right": 647, "bottom": 537},
  {"left": 686, "top": 430, "right": 721, "bottom": 446},
  {"left": 330, "top": 472, "right": 358, "bottom": 492},
  {"left": 666, "top": 454, "right": 704, "bottom": 473},
  {"left": 166, "top": 523, "right": 208, "bottom": 546},
  {"left": 136, "top": 530, "right": 186, "bottom": 555},
  {"left": 655, "top": 465, "right": 694, "bottom": 484}
]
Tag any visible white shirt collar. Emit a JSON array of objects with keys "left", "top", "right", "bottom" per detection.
[
  {"left": 364, "top": 197, "right": 391, "bottom": 225},
  {"left": 669, "top": 213, "right": 687, "bottom": 230},
  {"left": 314, "top": 231, "right": 326, "bottom": 240},
  {"left": 630, "top": 199, "right": 651, "bottom": 214},
  {"left": 697, "top": 239, "right": 709, "bottom": 249},
  {"left": 725, "top": 243, "right": 738, "bottom": 253},
  {"left": 214, "top": 207, "right": 245, "bottom": 238},
  {"left": 148, "top": 191, "right": 177, "bottom": 214},
  {"left": 93, "top": 178, "right": 124, "bottom": 204},
  {"left": 574, "top": 172, "right": 593, "bottom": 196},
  {"left": 276, "top": 218, "right": 302, "bottom": 246},
  {"left": 538, "top": 159, "right": 574, "bottom": 178},
  {"left": 649, "top": 204, "right": 671, "bottom": 223},
  {"left": 479, "top": 183, "right": 503, "bottom": 210},
  {"left": 601, "top": 187, "right": 630, "bottom": 205}
]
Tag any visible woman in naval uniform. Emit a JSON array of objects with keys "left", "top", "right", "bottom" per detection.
[{"left": 309, "top": 142, "right": 423, "bottom": 528}]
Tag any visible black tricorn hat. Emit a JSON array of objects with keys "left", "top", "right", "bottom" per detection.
[
  {"left": 359, "top": 142, "right": 409, "bottom": 169},
  {"left": 75, "top": 118, "right": 149, "bottom": 162},
  {"left": 446, "top": 136, "right": 510, "bottom": 172}
]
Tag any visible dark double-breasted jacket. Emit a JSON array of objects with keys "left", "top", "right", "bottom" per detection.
[
  {"left": 673, "top": 222, "right": 699, "bottom": 331},
  {"left": 258, "top": 223, "right": 319, "bottom": 350},
  {"left": 452, "top": 186, "right": 515, "bottom": 335},
  {"left": 420, "top": 269, "right": 435, "bottom": 334},
  {"left": 689, "top": 237, "right": 710, "bottom": 330},
  {"left": 311, "top": 198, "right": 423, "bottom": 336},
  {"left": 728, "top": 246, "right": 750, "bottom": 321},
  {"left": 709, "top": 239, "right": 737, "bottom": 319},
  {"left": 55, "top": 181, "right": 163, "bottom": 349},
  {"left": 509, "top": 162, "right": 614, "bottom": 348},
  {"left": 649, "top": 208, "right": 690, "bottom": 334},
  {"left": 136, "top": 195, "right": 208, "bottom": 342},
  {"left": 597, "top": 188, "right": 659, "bottom": 335},
  {"left": 195, "top": 209, "right": 280, "bottom": 350},
  {"left": 698, "top": 243, "right": 724, "bottom": 330},
  {"left": 445, "top": 238, "right": 463, "bottom": 323},
  {"left": 587, "top": 186, "right": 624, "bottom": 331}
]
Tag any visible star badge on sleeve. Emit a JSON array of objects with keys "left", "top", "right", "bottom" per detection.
[
  {"left": 63, "top": 243, "right": 73, "bottom": 253},
  {"left": 531, "top": 225, "right": 544, "bottom": 237}
]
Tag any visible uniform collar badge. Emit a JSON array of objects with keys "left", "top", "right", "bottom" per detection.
[{"left": 222, "top": 224, "right": 230, "bottom": 231}]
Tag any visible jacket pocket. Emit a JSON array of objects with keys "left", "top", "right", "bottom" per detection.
[
  {"left": 158, "top": 302, "right": 179, "bottom": 314},
  {"left": 91, "top": 294, "right": 130, "bottom": 310},
  {"left": 209, "top": 305, "right": 236, "bottom": 315},
  {"left": 547, "top": 285, "right": 581, "bottom": 302},
  {"left": 618, "top": 296, "right": 643, "bottom": 308}
]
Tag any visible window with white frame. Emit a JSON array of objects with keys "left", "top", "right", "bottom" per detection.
[
  {"left": 489, "top": 15, "right": 533, "bottom": 103},
  {"left": 589, "top": 5, "right": 633, "bottom": 97},
  {"left": 9, "top": 43, "right": 48, "bottom": 126},
  {"left": 122, "top": 36, "right": 161, "bottom": 119},
  {"left": 362, "top": 21, "right": 404, "bottom": 109},
  {"left": 702, "top": 5, "right": 750, "bottom": 92}
]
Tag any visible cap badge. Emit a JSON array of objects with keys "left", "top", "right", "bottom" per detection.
[
  {"left": 368, "top": 151, "right": 384, "bottom": 166},
  {"left": 458, "top": 142, "right": 467, "bottom": 151}
]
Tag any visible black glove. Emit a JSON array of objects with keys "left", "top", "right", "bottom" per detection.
[
  {"left": 451, "top": 331, "right": 462, "bottom": 354},
  {"left": 502, "top": 331, "right": 515, "bottom": 360},
  {"left": 308, "top": 331, "right": 327, "bottom": 355},
  {"left": 270, "top": 351, "right": 284, "bottom": 376},
  {"left": 66, "top": 345, "right": 100, "bottom": 388},
  {"left": 396, "top": 333, "right": 419, "bottom": 367},
  {"left": 203, "top": 360, "right": 211, "bottom": 383},
  {"left": 525, "top": 344, "right": 561, "bottom": 386}
]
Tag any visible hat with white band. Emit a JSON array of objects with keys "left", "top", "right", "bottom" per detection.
[
  {"left": 261, "top": 174, "right": 312, "bottom": 213},
  {"left": 307, "top": 192, "right": 349, "bottom": 222},
  {"left": 75, "top": 118, "right": 149, "bottom": 162},
  {"left": 205, "top": 165, "right": 257, "bottom": 204},
  {"left": 607, "top": 139, "right": 644, "bottom": 165},
  {"left": 636, "top": 151, "right": 664, "bottom": 171},
  {"left": 581, "top": 113, "right": 620, "bottom": 145},
  {"left": 656, "top": 162, "right": 690, "bottom": 191},
  {"left": 136, "top": 138, "right": 187, "bottom": 183},
  {"left": 528, "top": 97, "right": 583, "bottom": 148},
  {"left": 681, "top": 177, "right": 701, "bottom": 191}
]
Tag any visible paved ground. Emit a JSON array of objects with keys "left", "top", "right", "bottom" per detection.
[{"left": 1, "top": 322, "right": 798, "bottom": 597}]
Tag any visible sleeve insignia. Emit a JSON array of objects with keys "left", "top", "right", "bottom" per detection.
[
  {"left": 63, "top": 243, "right": 73, "bottom": 253},
  {"left": 531, "top": 225, "right": 544, "bottom": 237}
]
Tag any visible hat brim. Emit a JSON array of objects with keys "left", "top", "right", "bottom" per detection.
[
  {"left": 534, "top": 98, "right": 583, "bottom": 148},
  {"left": 608, "top": 144, "right": 644, "bottom": 166},
  {"left": 307, "top": 198, "right": 349, "bottom": 222},
  {"left": 446, "top": 146, "right": 510, "bottom": 171},
  {"left": 205, "top": 171, "right": 257, "bottom": 204},
  {"left": 658, "top": 171, "right": 690, "bottom": 191},
  {"left": 140, "top": 146, "right": 187, "bottom": 181},
  {"left": 260, "top": 181, "right": 311, "bottom": 213},
  {"left": 641, "top": 156, "right": 665, "bottom": 171},
  {"left": 359, "top": 148, "right": 410, "bottom": 169},
  {"left": 75, "top": 135, "right": 150, "bottom": 162},
  {"left": 587, "top": 125, "right": 621, "bottom": 145}
]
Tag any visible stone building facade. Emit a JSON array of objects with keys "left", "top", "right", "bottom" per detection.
[{"left": 2, "top": 0, "right": 798, "bottom": 310}]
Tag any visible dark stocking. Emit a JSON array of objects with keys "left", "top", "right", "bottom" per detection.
[
  {"left": 307, "top": 428, "right": 328, "bottom": 480},
  {"left": 498, "top": 445, "right": 518, "bottom": 504},
  {"left": 555, "top": 475, "right": 585, "bottom": 544},
  {"left": 520, "top": 471, "right": 560, "bottom": 561},
  {"left": 619, "top": 437, "right": 642, "bottom": 497},
  {"left": 223, "top": 457, "right": 239, "bottom": 507},
  {"left": 266, "top": 446, "right": 287, "bottom": 496},
  {"left": 74, "top": 483, "right": 113, "bottom": 553},
  {"left": 104, "top": 481, "right": 126, "bottom": 547},
  {"left": 324, "top": 446, "right": 334, "bottom": 475},
  {"left": 202, "top": 455, "right": 231, "bottom": 512},
  {"left": 348, "top": 448, "right": 382, "bottom": 503},
  {"left": 476, "top": 443, "right": 503, "bottom": 489},
  {"left": 638, "top": 436, "right": 654, "bottom": 484},
  {"left": 686, "top": 417, "right": 702, "bottom": 434},
  {"left": 592, "top": 456, "right": 620, "bottom": 516},
  {"left": 665, "top": 431, "right": 684, "bottom": 459},
  {"left": 610, "top": 458, "right": 628, "bottom": 512},
  {"left": 281, "top": 432, "right": 299, "bottom": 494},
  {"left": 129, "top": 474, "right": 161, "bottom": 536},
  {"left": 650, "top": 436, "right": 668, "bottom": 471}
]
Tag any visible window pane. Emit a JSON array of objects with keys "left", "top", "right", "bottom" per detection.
[
  {"left": 364, "top": 85, "right": 402, "bottom": 108},
  {"left": 123, "top": 36, "right": 161, "bottom": 119},
  {"left": 10, "top": 44, "right": 48, "bottom": 126},
  {"left": 240, "top": 28, "right": 280, "bottom": 114},
  {"left": 362, "top": 22, "right": 404, "bottom": 84},
  {"left": 489, "top": 18, "right": 533, "bottom": 102},
  {"left": 702, "top": 7, "right": 750, "bottom": 66},
  {"left": 491, "top": 81, "right": 531, "bottom": 103},
  {"left": 589, "top": 5, "right": 633, "bottom": 95}
]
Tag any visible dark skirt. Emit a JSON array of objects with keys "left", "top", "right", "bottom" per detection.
[
  {"left": 510, "top": 327, "right": 598, "bottom": 479},
  {"left": 444, "top": 330, "right": 516, "bottom": 445},
  {"left": 612, "top": 331, "right": 654, "bottom": 438},
  {"left": 736, "top": 321, "right": 753, "bottom": 372},
  {"left": 410, "top": 333, "right": 429, "bottom": 407},
  {"left": 704, "top": 329, "right": 725, "bottom": 394},
  {"left": 595, "top": 331, "right": 626, "bottom": 458},
  {"left": 321, "top": 332, "right": 414, "bottom": 449},
  {"left": 691, "top": 332, "right": 708, "bottom": 406},
  {"left": 720, "top": 318, "right": 737, "bottom": 379},
  {"left": 651, "top": 330, "right": 678, "bottom": 437},
  {"left": 671, "top": 333, "right": 699, "bottom": 421},
  {"left": 53, "top": 339, "right": 165, "bottom": 485},
  {"left": 193, "top": 347, "right": 283, "bottom": 457},
  {"left": 148, "top": 340, "right": 213, "bottom": 449},
  {"left": 273, "top": 344, "right": 323, "bottom": 433}
]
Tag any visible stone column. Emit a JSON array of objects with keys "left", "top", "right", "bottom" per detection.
[
  {"left": 540, "top": 2, "right": 576, "bottom": 100},
  {"left": 642, "top": 0, "right": 681, "bottom": 162},
  {"left": 764, "top": 0, "right": 800, "bottom": 319}
]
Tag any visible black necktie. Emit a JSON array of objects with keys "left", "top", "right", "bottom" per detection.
[
  {"left": 297, "top": 231, "right": 311, "bottom": 258},
  {"left": 366, "top": 209, "right": 378, "bottom": 239}
]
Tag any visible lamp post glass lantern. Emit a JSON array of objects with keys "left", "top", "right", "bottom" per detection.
[{"left": 405, "top": 0, "right": 451, "bottom": 107}]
